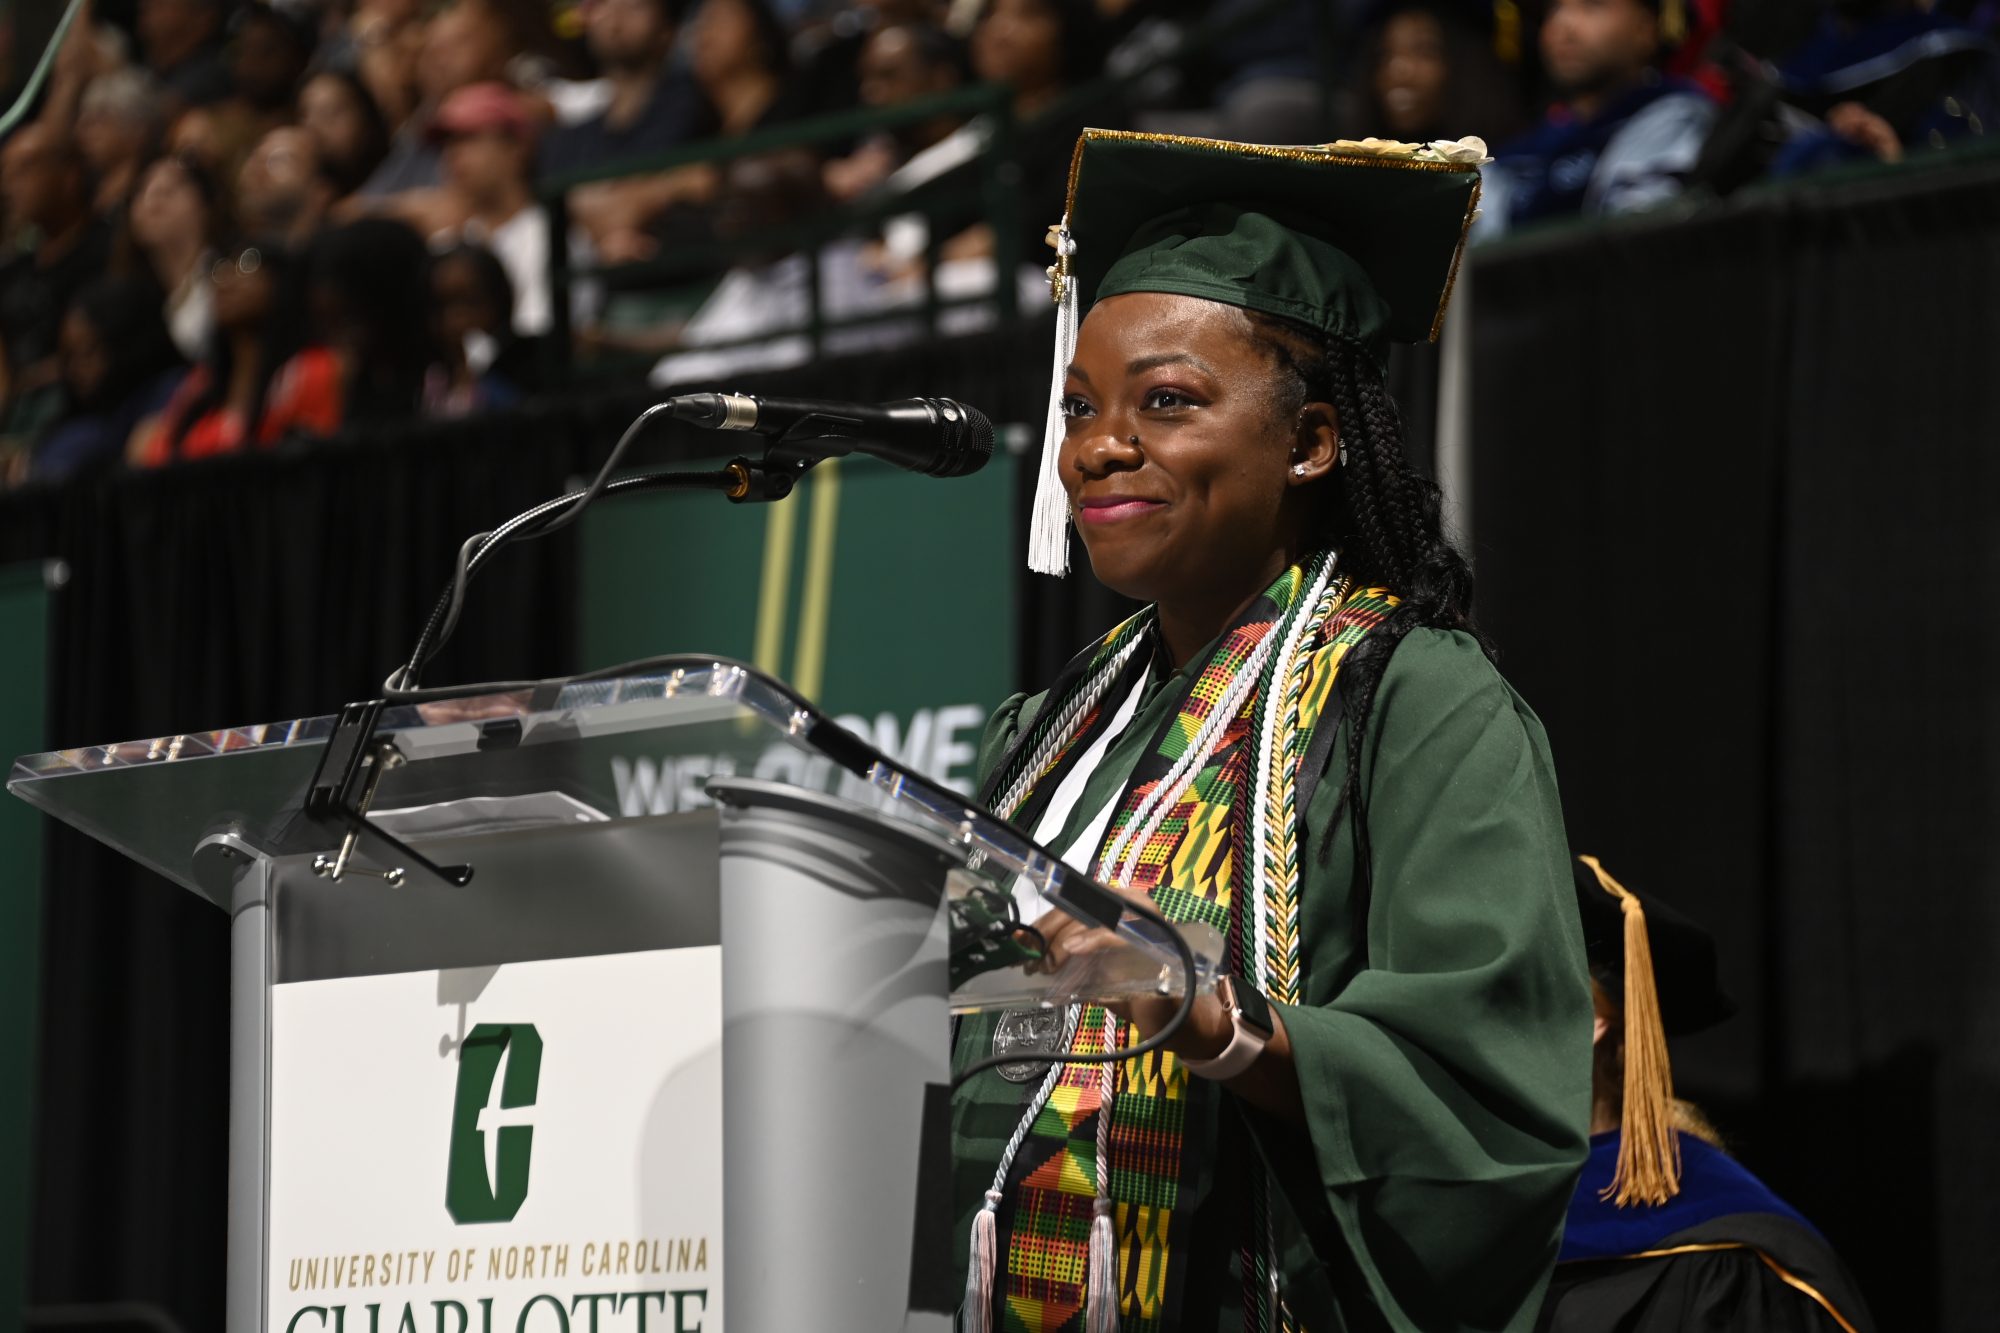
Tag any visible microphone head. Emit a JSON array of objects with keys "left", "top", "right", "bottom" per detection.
[{"left": 920, "top": 398, "right": 994, "bottom": 478}]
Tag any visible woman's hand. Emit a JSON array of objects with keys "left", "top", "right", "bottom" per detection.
[
  {"left": 1027, "top": 884, "right": 1306, "bottom": 1122},
  {"left": 1027, "top": 884, "right": 1231, "bottom": 1059}
]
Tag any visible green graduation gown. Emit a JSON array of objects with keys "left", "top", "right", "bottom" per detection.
[{"left": 950, "top": 626, "right": 1593, "bottom": 1332}]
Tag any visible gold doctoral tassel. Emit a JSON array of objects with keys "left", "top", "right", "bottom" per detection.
[
  {"left": 1492, "top": 0, "right": 1522, "bottom": 66},
  {"left": 1578, "top": 854, "right": 1682, "bottom": 1207},
  {"left": 1659, "top": 0, "right": 1688, "bottom": 47}
]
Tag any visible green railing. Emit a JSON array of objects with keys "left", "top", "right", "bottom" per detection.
[
  {"left": 533, "top": 0, "right": 1335, "bottom": 386},
  {"left": 537, "top": 82, "right": 1022, "bottom": 387}
]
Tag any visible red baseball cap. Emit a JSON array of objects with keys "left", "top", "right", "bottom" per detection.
[{"left": 429, "top": 82, "right": 535, "bottom": 145}]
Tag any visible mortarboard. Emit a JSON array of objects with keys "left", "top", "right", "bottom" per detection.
[
  {"left": 1574, "top": 854, "right": 1738, "bottom": 1207},
  {"left": 1029, "top": 130, "right": 1488, "bottom": 576}
]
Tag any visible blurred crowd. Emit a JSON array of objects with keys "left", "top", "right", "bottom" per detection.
[{"left": 0, "top": 0, "right": 1993, "bottom": 488}]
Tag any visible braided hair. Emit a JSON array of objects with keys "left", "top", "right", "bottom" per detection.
[{"left": 1245, "top": 308, "right": 1489, "bottom": 899}]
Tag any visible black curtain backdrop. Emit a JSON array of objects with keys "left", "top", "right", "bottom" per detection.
[
  {"left": 3, "top": 153, "right": 1996, "bottom": 1329},
  {"left": 1470, "top": 153, "right": 2000, "bottom": 1330}
]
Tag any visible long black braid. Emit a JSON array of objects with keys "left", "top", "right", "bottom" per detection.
[{"left": 1245, "top": 309, "right": 1490, "bottom": 905}]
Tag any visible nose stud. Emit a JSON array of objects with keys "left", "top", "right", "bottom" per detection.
[{"left": 1128, "top": 434, "right": 1140, "bottom": 446}]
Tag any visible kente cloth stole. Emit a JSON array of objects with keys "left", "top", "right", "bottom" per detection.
[{"left": 991, "top": 564, "right": 1397, "bottom": 1333}]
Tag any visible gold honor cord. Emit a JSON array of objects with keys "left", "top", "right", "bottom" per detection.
[{"left": 1587, "top": 1242, "right": 1864, "bottom": 1333}]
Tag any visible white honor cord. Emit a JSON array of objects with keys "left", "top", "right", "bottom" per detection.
[
  {"left": 994, "top": 629, "right": 1147, "bottom": 821},
  {"left": 1009, "top": 665, "right": 1149, "bottom": 923}
]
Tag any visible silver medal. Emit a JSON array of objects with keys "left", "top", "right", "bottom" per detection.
[{"left": 992, "top": 1007, "right": 1066, "bottom": 1083}]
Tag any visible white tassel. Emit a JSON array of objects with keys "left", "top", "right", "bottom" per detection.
[
  {"left": 1085, "top": 1008, "right": 1121, "bottom": 1332},
  {"left": 1028, "top": 220, "right": 1079, "bottom": 577},
  {"left": 963, "top": 1190, "right": 1002, "bottom": 1333},
  {"left": 1085, "top": 1197, "right": 1120, "bottom": 1333}
]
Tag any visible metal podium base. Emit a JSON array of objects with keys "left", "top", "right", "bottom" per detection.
[{"left": 708, "top": 779, "right": 955, "bottom": 1333}]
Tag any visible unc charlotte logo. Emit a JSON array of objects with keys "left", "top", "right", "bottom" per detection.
[{"left": 446, "top": 1023, "right": 542, "bottom": 1223}]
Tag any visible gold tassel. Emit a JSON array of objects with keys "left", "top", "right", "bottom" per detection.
[
  {"left": 1578, "top": 855, "right": 1682, "bottom": 1207},
  {"left": 1493, "top": 0, "right": 1522, "bottom": 66},
  {"left": 1659, "top": 0, "right": 1688, "bottom": 47}
]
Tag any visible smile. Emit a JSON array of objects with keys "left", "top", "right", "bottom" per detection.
[{"left": 1077, "top": 498, "right": 1166, "bottom": 525}]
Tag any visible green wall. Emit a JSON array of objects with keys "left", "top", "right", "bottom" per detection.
[{"left": 579, "top": 456, "right": 1015, "bottom": 794}]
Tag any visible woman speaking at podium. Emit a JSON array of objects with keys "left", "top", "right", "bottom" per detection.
[{"left": 951, "top": 131, "right": 1591, "bottom": 1333}]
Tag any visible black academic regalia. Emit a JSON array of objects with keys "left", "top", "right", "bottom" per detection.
[{"left": 1538, "top": 1131, "right": 1877, "bottom": 1333}]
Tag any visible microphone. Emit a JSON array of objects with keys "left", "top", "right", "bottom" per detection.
[{"left": 667, "top": 392, "right": 994, "bottom": 478}]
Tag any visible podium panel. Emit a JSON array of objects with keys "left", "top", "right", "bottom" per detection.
[
  {"left": 254, "top": 816, "right": 727, "bottom": 1333},
  {"left": 268, "top": 949, "right": 723, "bottom": 1332}
]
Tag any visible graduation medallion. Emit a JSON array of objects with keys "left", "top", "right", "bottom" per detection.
[{"left": 992, "top": 1007, "right": 1066, "bottom": 1083}]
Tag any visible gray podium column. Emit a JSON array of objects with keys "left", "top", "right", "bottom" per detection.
[
  {"left": 193, "top": 832, "right": 274, "bottom": 1333},
  {"left": 707, "top": 779, "right": 956, "bottom": 1333}
]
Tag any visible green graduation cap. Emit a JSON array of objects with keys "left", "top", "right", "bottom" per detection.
[{"left": 1028, "top": 129, "right": 1488, "bottom": 576}]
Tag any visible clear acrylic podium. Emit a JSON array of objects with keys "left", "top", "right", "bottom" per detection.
[{"left": 8, "top": 658, "right": 1219, "bottom": 1333}]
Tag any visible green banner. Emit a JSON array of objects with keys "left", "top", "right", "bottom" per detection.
[
  {"left": 0, "top": 560, "right": 55, "bottom": 1329},
  {"left": 579, "top": 456, "right": 1016, "bottom": 802}
]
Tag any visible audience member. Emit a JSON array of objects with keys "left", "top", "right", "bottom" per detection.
[
  {"left": 160, "top": 103, "right": 233, "bottom": 183},
  {"left": 361, "top": 0, "right": 533, "bottom": 201},
  {"left": 430, "top": 82, "right": 580, "bottom": 336},
  {"left": 962, "top": 0, "right": 1109, "bottom": 259},
  {"left": 424, "top": 243, "right": 530, "bottom": 416},
  {"left": 675, "top": 0, "right": 823, "bottom": 247},
  {"left": 138, "top": 0, "right": 233, "bottom": 110},
  {"left": 318, "top": 0, "right": 428, "bottom": 77},
  {"left": 306, "top": 219, "right": 433, "bottom": 424},
  {"left": 121, "top": 153, "right": 224, "bottom": 362},
  {"left": 237, "top": 127, "right": 336, "bottom": 250},
  {"left": 789, "top": 0, "right": 944, "bottom": 117},
  {"left": 0, "top": 124, "right": 113, "bottom": 440},
  {"left": 1139, "top": 0, "right": 1325, "bottom": 143},
  {"left": 76, "top": 68, "right": 169, "bottom": 215},
  {"left": 223, "top": 4, "right": 318, "bottom": 129},
  {"left": 822, "top": 22, "right": 966, "bottom": 202},
  {"left": 349, "top": 0, "right": 430, "bottom": 131},
  {"left": 1770, "top": 0, "right": 2000, "bottom": 172},
  {"left": 542, "top": 0, "right": 716, "bottom": 176},
  {"left": 971, "top": 0, "right": 1102, "bottom": 123},
  {"left": 1358, "top": 0, "right": 1525, "bottom": 148},
  {"left": 692, "top": 0, "right": 812, "bottom": 134},
  {"left": 24, "top": 276, "right": 186, "bottom": 486},
  {"left": 130, "top": 241, "right": 343, "bottom": 465},
  {"left": 154, "top": 3, "right": 319, "bottom": 198},
  {"left": 542, "top": 0, "right": 722, "bottom": 257},
  {"left": 298, "top": 70, "right": 393, "bottom": 201},
  {"left": 1477, "top": 0, "right": 1717, "bottom": 239}
]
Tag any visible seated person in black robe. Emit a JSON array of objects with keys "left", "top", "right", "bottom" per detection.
[{"left": 1538, "top": 855, "right": 1878, "bottom": 1333}]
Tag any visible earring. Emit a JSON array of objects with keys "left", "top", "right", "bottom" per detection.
[
  {"left": 1337, "top": 438, "right": 1349, "bottom": 467},
  {"left": 1292, "top": 462, "right": 1308, "bottom": 477}
]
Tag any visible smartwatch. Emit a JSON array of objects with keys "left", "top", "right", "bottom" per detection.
[{"left": 1180, "top": 975, "right": 1276, "bottom": 1080}]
